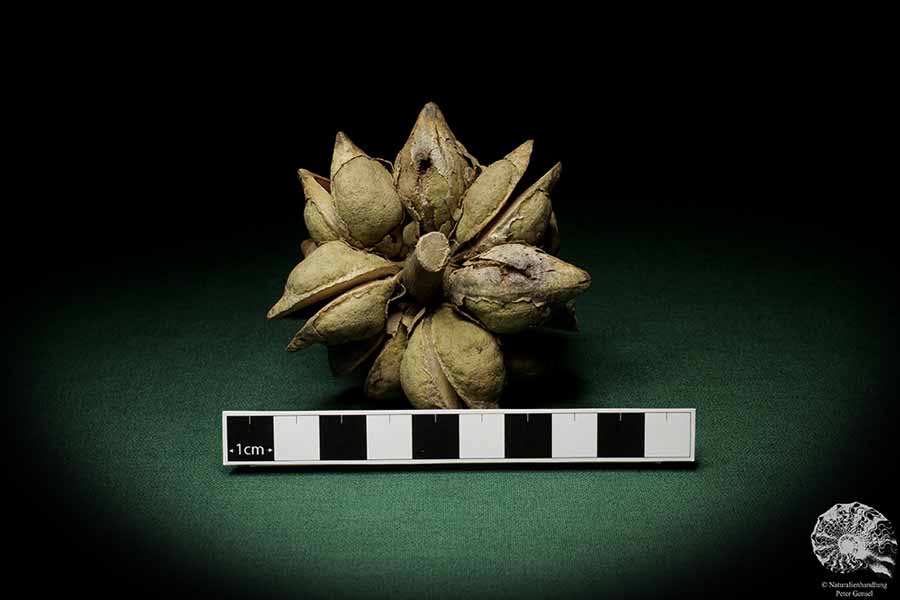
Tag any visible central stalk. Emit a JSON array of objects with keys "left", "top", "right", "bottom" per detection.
[{"left": 402, "top": 231, "right": 450, "bottom": 305}]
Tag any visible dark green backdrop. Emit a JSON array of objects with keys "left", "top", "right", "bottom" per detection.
[
  {"left": 10, "top": 40, "right": 897, "bottom": 598},
  {"left": 14, "top": 220, "right": 897, "bottom": 598}
]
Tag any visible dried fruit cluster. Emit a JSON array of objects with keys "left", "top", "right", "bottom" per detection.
[{"left": 268, "top": 103, "right": 591, "bottom": 409}]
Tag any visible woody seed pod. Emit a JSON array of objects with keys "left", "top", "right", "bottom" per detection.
[
  {"left": 428, "top": 305, "right": 504, "bottom": 408},
  {"left": 400, "top": 313, "right": 461, "bottom": 409},
  {"left": 300, "top": 239, "right": 318, "bottom": 258},
  {"left": 445, "top": 243, "right": 590, "bottom": 334},
  {"left": 286, "top": 276, "right": 397, "bottom": 351},
  {"left": 364, "top": 310, "right": 410, "bottom": 400},
  {"left": 330, "top": 132, "right": 405, "bottom": 248},
  {"left": 464, "top": 163, "right": 561, "bottom": 258},
  {"left": 300, "top": 169, "right": 347, "bottom": 244},
  {"left": 267, "top": 240, "right": 401, "bottom": 319},
  {"left": 364, "top": 329, "right": 407, "bottom": 399},
  {"left": 401, "top": 221, "right": 420, "bottom": 256},
  {"left": 371, "top": 223, "right": 405, "bottom": 259},
  {"left": 394, "top": 103, "right": 479, "bottom": 235},
  {"left": 454, "top": 140, "right": 533, "bottom": 248}
]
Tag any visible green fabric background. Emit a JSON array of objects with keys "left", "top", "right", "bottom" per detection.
[{"left": 18, "top": 226, "right": 896, "bottom": 598}]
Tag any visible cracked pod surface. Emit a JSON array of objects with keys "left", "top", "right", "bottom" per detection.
[{"left": 268, "top": 103, "right": 592, "bottom": 409}]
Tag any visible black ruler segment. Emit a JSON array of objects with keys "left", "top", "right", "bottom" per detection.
[
  {"left": 223, "top": 409, "right": 695, "bottom": 466},
  {"left": 505, "top": 414, "right": 552, "bottom": 458},
  {"left": 226, "top": 415, "right": 275, "bottom": 462},
  {"left": 596, "top": 413, "right": 645, "bottom": 458},
  {"left": 413, "top": 414, "right": 459, "bottom": 459},
  {"left": 319, "top": 415, "right": 367, "bottom": 460}
]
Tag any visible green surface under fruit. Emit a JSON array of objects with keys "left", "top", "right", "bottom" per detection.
[{"left": 18, "top": 225, "right": 895, "bottom": 598}]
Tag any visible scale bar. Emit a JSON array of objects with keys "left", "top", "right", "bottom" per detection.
[{"left": 223, "top": 409, "right": 695, "bottom": 466}]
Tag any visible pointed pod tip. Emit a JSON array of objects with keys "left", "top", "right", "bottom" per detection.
[
  {"left": 578, "top": 270, "right": 591, "bottom": 289},
  {"left": 506, "top": 140, "right": 534, "bottom": 173},
  {"left": 334, "top": 130, "right": 365, "bottom": 153},
  {"left": 267, "top": 294, "right": 293, "bottom": 320},
  {"left": 537, "top": 162, "right": 562, "bottom": 189},
  {"left": 415, "top": 102, "right": 450, "bottom": 129},
  {"left": 298, "top": 168, "right": 330, "bottom": 192},
  {"left": 286, "top": 336, "right": 314, "bottom": 352},
  {"left": 421, "top": 101, "right": 442, "bottom": 115},
  {"left": 331, "top": 131, "right": 367, "bottom": 176}
]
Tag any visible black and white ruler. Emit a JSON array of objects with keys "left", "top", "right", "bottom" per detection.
[{"left": 222, "top": 409, "right": 695, "bottom": 466}]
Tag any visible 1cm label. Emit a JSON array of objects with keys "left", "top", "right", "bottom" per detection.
[{"left": 231, "top": 443, "right": 272, "bottom": 457}]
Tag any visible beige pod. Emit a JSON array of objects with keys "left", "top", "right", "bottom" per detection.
[
  {"left": 399, "top": 313, "right": 461, "bottom": 409},
  {"left": 393, "top": 102, "right": 479, "bottom": 234},
  {"left": 286, "top": 276, "right": 397, "bottom": 351},
  {"left": 267, "top": 241, "right": 401, "bottom": 319},
  {"left": 300, "top": 239, "right": 318, "bottom": 258},
  {"left": 299, "top": 169, "right": 347, "bottom": 244},
  {"left": 445, "top": 243, "right": 590, "bottom": 334},
  {"left": 454, "top": 140, "right": 533, "bottom": 248},
  {"left": 400, "top": 221, "right": 421, "bottom": 257},
  {"left": 370, "top": 222, "right": 406, "bottom": 259},
  {"left": 464, "top": 163, "right": 561, "bottom": 258},
  {"left": 330, "top": 132, "right": 405, "bottom": 248},
  {"left": 364, "top": 311, "right": 410, "bottom": 400},
  {"left": 428, "top": 306, "right": 505, "bottom": 409}
]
